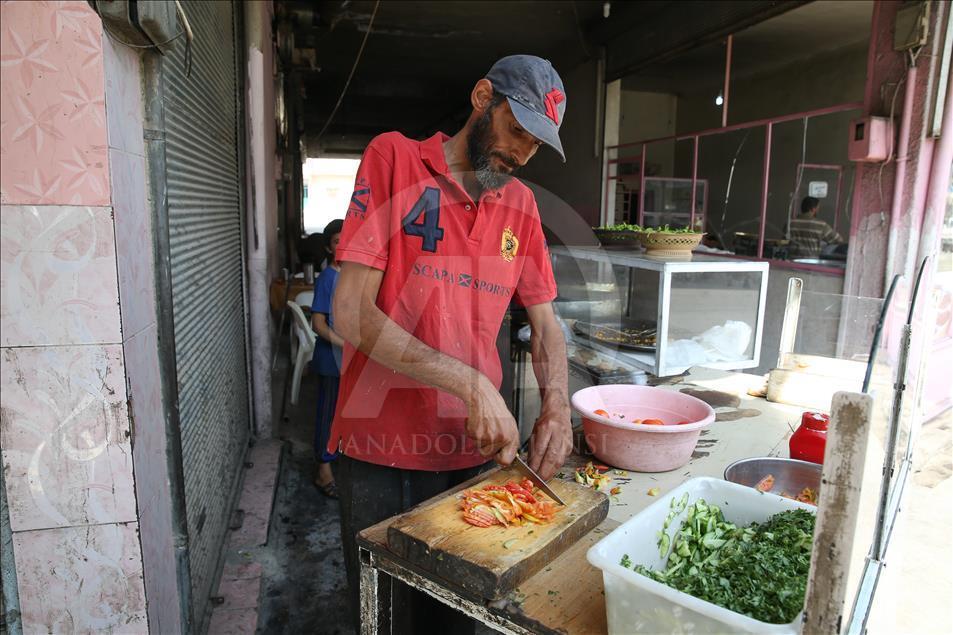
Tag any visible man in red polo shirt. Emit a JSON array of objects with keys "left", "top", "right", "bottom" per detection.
[{"left": 331, "top": 55, "right": 571, "bottom": 632}]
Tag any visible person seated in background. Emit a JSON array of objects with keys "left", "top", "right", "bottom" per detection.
[
  {"left": 310, "top": 219, "right": 345, "bottom": 497},
  {"left": 787, "top": 196, "right": 843, "bottom": 259},
  {"left": 297, "top": 232, "right": 327, "bottom": 271}
]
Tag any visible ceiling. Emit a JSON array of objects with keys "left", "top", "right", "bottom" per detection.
[
  {"left": 621, "top": 0, "right": 874, "bottom": 95},
  {"left": 279, "top": 0, "right": 605, "bottom": 154},
  {"left": 276, "top": 0, "right": 818, "bottom": 155}
]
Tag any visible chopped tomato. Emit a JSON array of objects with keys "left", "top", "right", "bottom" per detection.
[
  {"left": 676, "top": 420, "right": 692, "bottom": 425},
  {"left": 460, "top": 479, "right": 561, "bottom": 528},
  {"left": 641, "top": 418, "right": 665, "bottom": 425},
  {"left": 755, "top": 474, "right": 775, "bottom": 493},
  {"left": 593, "top": 409, "right": 610, "bottom": 417}
]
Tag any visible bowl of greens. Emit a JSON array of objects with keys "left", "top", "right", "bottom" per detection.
[
  {"left": 639, "top": 225, "right": 704, "bottom": 257},
  {"left": 592, "top": 223, "right": 644, "bottom": 248},
  {"left": 587, "top": 477, "right": 816, "bottom": 633}
]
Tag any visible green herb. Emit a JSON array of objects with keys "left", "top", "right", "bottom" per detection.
[
  {"left": 597, "top": 223, "right": 644, "bottom": 232},
  {"left": 642, "top": 224, "right": 698, "bottom": 235},
  {"left": 620, "top": 554, "right": 632, "bottom": 568},
  {"left": 633, "top": 499, "right": 815, "bottom": 625}
]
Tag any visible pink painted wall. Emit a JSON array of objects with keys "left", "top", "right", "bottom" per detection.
[
  {"left": 0, "top": 1, "right": 178, "bottom": 631},
  {"left": 102, "top": 21, "right": 185, "bottom": 635},
  {"left": 845, "top": 1, "right": 952, "bottom": 424}
]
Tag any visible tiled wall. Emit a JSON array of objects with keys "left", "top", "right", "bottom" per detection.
[
  {"left": 0, "top": 1, "right": 174, "bottom": 631},
  {"left": 102, "top": 24, "right": 184, "bottom": 633}
]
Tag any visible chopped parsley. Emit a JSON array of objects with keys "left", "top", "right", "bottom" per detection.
[{"left": 631, "top": 499, "right": 815, "bottom": 624}]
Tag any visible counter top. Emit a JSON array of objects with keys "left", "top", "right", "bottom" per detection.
[
  {"left": 550, "top": 245, "right": 770, "bottom": 273},
  {"left": 357, "top": 367, "right": 804, "bottom": 634}
]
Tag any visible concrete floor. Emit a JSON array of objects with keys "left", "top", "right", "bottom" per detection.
[
  {"left": 867, "top": 408, "right": 952, "bottom": 635},
  {"left": 257, "top": 361, "right": 354, "bottom": 635}
]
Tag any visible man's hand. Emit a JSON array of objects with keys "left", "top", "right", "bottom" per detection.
[
  {"left": 465, "top": 376, "right": 520, "bottom": 467},
  {"left": 527, "top": 405, "right": 573, "bottom": 481},
  {"left": 523, "top": 302, "right": 572, "bottom": 481}
]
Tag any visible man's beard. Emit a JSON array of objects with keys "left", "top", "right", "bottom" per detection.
[{"left": 466, "top": 107, "right": 519, "bottom": 191}]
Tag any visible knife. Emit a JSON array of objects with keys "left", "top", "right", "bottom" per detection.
[{"left": 510, "top": 454, "right": 566, "bottom": 506}]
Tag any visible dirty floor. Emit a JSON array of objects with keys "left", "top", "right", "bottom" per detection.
[{"left": 258, "top": 363, "right": 354, "bottom": 635}]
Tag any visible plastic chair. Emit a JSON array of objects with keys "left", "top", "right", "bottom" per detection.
[
  {"left": 294, "top": 290, "right": 314, "bottom": 308},
  {"left": 286, "top": 301, "right": 316, "bottom": 405},
  {"left": 290, "top": 291, "right": 315, "bottom": 357}
]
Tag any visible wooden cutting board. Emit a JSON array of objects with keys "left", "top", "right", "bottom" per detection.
[{"left": 387, "top": 467, "right": 609, "bottom": 600}]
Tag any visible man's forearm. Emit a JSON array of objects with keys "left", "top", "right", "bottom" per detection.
[
  {"left": 530, "top": 320, "right": 569, "bottom": 413},
  {"left": 345, "top": 302, "right": 489, "bottom": 404}
]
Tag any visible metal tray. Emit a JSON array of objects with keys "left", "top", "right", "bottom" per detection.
[{"left": 572, "top": 320, "right": 657, "bottom": 353}]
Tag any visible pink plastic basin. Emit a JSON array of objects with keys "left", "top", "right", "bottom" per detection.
[{"left": 571, "top": 384, "right": 716, "bottom": 472}]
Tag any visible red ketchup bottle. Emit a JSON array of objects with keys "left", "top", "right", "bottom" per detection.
[{"left": 789, "top": 412, "right": 829, "bottom": 464}]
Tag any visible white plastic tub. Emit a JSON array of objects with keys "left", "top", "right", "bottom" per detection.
[{"left": 587, "top": 477, "right": 816, "bottom": 634}]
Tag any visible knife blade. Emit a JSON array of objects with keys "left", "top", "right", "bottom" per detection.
[{"left": 510, "top": 455, "right": 566, "bottom": 506}]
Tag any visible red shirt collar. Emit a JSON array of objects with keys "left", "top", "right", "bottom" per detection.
[
  {"left": 419, "top": 131, "right": 507, "bottom": 200},
  {"left": 419, "top": 132, "right": 451, "bottom": 175}
]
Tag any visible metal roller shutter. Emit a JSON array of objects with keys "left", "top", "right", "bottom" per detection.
[{"left": 161, "top": 1, "right": 249, "bottom": 625}]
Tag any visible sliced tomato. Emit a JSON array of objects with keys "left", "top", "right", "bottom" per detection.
[
  {"left": 593, "top": 408, "right": 610, "bottom": 418},
  {"left": 675, "top": 420, "right": 692, "bottom": 425},
  {"left": 755, "top": 474, "right": 776, "bottom": 493},
  {"left": 642, "top": 418, "right": 665, "bottom": 425}
]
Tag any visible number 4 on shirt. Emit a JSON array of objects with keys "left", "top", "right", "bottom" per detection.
[{"left": 402, "top": 187, "right": 444, "bottom": 252}]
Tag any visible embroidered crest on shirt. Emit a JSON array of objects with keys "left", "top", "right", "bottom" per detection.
[{"left": 501, "top": 227, "right": 519, "bottom": 262}]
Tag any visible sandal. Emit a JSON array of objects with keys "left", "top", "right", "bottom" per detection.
[{"left": 314, "top": 479, "right": 339, "bottom": 499}]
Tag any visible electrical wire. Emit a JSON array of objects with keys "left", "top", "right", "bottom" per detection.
[
  {"left": 315, "top": 0, "right": 382, "bottom": 147},
  {"left": 570, "top": 1, "right": 593, "bottom": 59},
  {"left": 876, "top": 76, "right": 906, "bottom": 220},
  {"left": 715, "top": 128, "right": 751, "bottom": 250},
  {"left": 101, "top": 23, "right": 185, "bottom": 49},
  {"left": 97, "top": 0, "right": 194, "bottom": 76}
]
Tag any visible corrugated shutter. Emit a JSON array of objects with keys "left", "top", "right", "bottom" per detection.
[{"left": 161, "top": 1, "right": 249, "bottom": 625}]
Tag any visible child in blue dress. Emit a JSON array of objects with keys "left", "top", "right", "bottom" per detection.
[{"left": 311, "top": 219, "right": 344, "bottom": 497}]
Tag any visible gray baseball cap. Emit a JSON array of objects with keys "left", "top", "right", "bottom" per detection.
[{"left": 485, "top": 55, "right": 567, "bottom": 162}]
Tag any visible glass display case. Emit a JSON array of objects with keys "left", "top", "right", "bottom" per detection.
[{"left": 550, "top": 246, "right": 769, "bottom": 377}]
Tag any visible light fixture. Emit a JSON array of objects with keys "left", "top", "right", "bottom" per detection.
[
  {"left": 603, "top": 2, "right": 611, "bottom": 18},
  {"left": 715, "top": 90, "right": 724, "bottom": 107}
]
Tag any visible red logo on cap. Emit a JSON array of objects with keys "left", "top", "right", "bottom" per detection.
[{"left": 544, "top": 88, "right": 564, "bottom": 124}]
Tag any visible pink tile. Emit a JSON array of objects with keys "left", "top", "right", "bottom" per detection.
[
  {"left": 138, "top": 492, "right": 183, "bottom": 635},
  {"left": 0, "top": 1, "right": 110, "bottom": 206},
  {"left": 228, "top": 441, "right": 283, "bottom": 549},
  {"left": 0, "top": 344, "right": 136, "bottom": 531},
  {"left": 124, "top": 325, "right": 165, "bottom": 501},
  {"left": 0, "top": 204, "right": 121, "bottom": 347},
  {"left": 110, "top": 149, "right": 155, "bottom": 339},
  {"left": 216, "top": 576, "right": 261, "bottom": 610},
  {"left": 12, "top": 521, "right": 147, "bottom": 633},
  {"left": 103, "top": 34, "right": 144, "bottom": 156},
  {"left": 208, "top": 608, "right": 258, "bottom": 635},
  {"left": 123, "top": 324, "right": 183, "bottom": 632}
]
